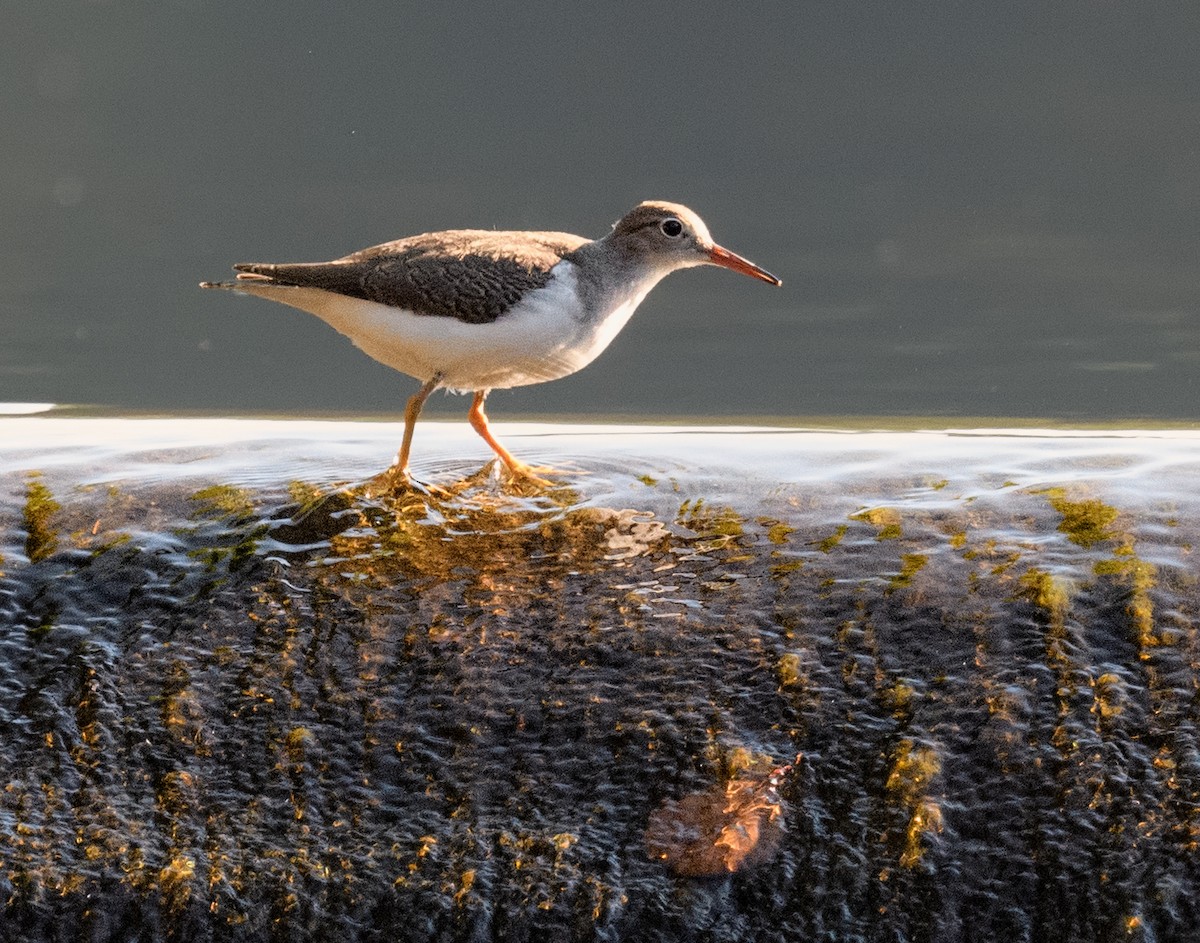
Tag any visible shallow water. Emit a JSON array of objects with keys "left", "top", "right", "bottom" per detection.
[{"left": 2, "top": 418, "right": 1199, "bottom": 942}]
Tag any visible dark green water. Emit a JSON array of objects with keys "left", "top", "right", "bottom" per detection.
[
  {"left": 2, "top": 420, "right": 1199, "bottom": 942},
  {"left": 9, "top": 5, "right": 1200, "bottom": 421}
]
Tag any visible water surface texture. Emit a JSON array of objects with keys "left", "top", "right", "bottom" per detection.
[{"left": 2, "top": 419, "right": 1199, "bottom": 942}]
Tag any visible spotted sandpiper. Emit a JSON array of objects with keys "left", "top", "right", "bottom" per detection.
[{"left": 201, "top": 201, "right": 781, "bottom": 484}]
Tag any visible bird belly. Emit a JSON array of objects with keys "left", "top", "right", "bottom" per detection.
[{"left": 237, "top": 263, "right": 650, "bottom": 392}]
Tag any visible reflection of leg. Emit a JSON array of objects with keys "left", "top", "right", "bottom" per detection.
[
  {"left": 394, "top": 373, "right": 442, "bottom": 479},
  {"left": 467, "top": 390, "right": 524, "bottom": 471}
]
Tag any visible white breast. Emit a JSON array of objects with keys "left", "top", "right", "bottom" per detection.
[{"left": 240, "top": 260, "right": 661, "bottom": 392}]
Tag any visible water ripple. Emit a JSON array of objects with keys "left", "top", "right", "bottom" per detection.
[{"left": 1, "top": 418, "right": 1199, "bottom": 941}]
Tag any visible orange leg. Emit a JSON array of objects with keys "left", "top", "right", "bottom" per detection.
[
  {"left": 393, "top": 373, "right": 442, "bottom": 480},
  {"left": 467, "top": 390, "right": 528, "bottom": 473}
]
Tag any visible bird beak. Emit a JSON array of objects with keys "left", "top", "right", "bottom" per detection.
[{"left": 708, "top": 244, "right": 782, "bottom": 286}]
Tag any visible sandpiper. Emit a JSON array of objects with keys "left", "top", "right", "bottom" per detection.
[{"left": 201, "top": 201, "right": 781, "bottom": 484}]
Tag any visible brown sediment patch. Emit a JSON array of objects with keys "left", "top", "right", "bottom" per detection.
[{"left": 645, "top": 756, "right": 801, "bottom": 877}]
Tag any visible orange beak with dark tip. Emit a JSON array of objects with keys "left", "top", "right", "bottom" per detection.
[{"left": 708, "top": 244, "right": 783, "bottom": 286}]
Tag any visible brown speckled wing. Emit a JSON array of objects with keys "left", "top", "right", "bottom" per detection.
[{"left": 234, "top": 230, "right": 588, "bottom": 324}]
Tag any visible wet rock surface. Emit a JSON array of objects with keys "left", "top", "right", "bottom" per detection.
[{"left": 1, "top": 421, "right": 1199, "bottom": 942}]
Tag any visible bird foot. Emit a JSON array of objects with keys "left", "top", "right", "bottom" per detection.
[
  {"left": 367, "top": 461, "right": 574, "bottom": 497},
  {"left": 500, "top": 461, "right": 574, "bottom": 489},
  {"left": 366, "top": 465, "right": 451, "bottom": 499}
]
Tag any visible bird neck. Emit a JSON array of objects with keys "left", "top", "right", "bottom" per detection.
[{"left": 566, "top": 238, "right": 672, "bottom": 323}]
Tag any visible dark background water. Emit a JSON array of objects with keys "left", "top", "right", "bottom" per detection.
[{"left": 4, "top": 2, "right": 1200, "bottom": 420}]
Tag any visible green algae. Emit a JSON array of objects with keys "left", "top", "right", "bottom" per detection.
[
  {"left": 1095, "top": 543, "right": 1160, "bottom": 651},
  {"left": 1039, "top": 488, "right": 1162, "bottom": 651},
  {"left": 183, "top": 483, "right": 269, "bottom": 575},
  {"left": 678, "top": 498, "right": 744, "bottom": 538},
  {"left": 816, "top": 524, "right": 848, "bottom": 553},
  {"left": 770, "top": 559, "right": 805, "bottom": 578},
  {"left": 1092, "top": 671, "right": 1126, "bottom": 719},
  {"left": 888, "top": 553, "right": 928, "bottom": 591},
  {"left": 286, "top": 479, "right": 327, "bottom": 506},
  {"left": 22, "top": 473, "right": 61, "bottom": 563},
  {"left": 777, "top": 651, "right": 803, "bottom": 689},
  {"left": 880, "top": 679, "right": 916, "bottom": 716},
  {"left": 1044, "top": 488, "right": 1120, "bottom": 547},
  {"left": 188, "top": 483, "right": 259, "bottom": 522},
  {"left": 884, "top": 737, "right": 944, "bottom": 869},
  {"left": 761, "top": 519, "right": 796, "bottom": 544},
  {"left": 851, "top": 506, "right": 902, "bottom": 540},
  {"left": 1019, "top": 568, "right": 1074, "bottom": 619}
]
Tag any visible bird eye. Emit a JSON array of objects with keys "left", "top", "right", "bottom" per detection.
[{"left": 660, "top": 218, "right": 684, "bottom": 238}]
